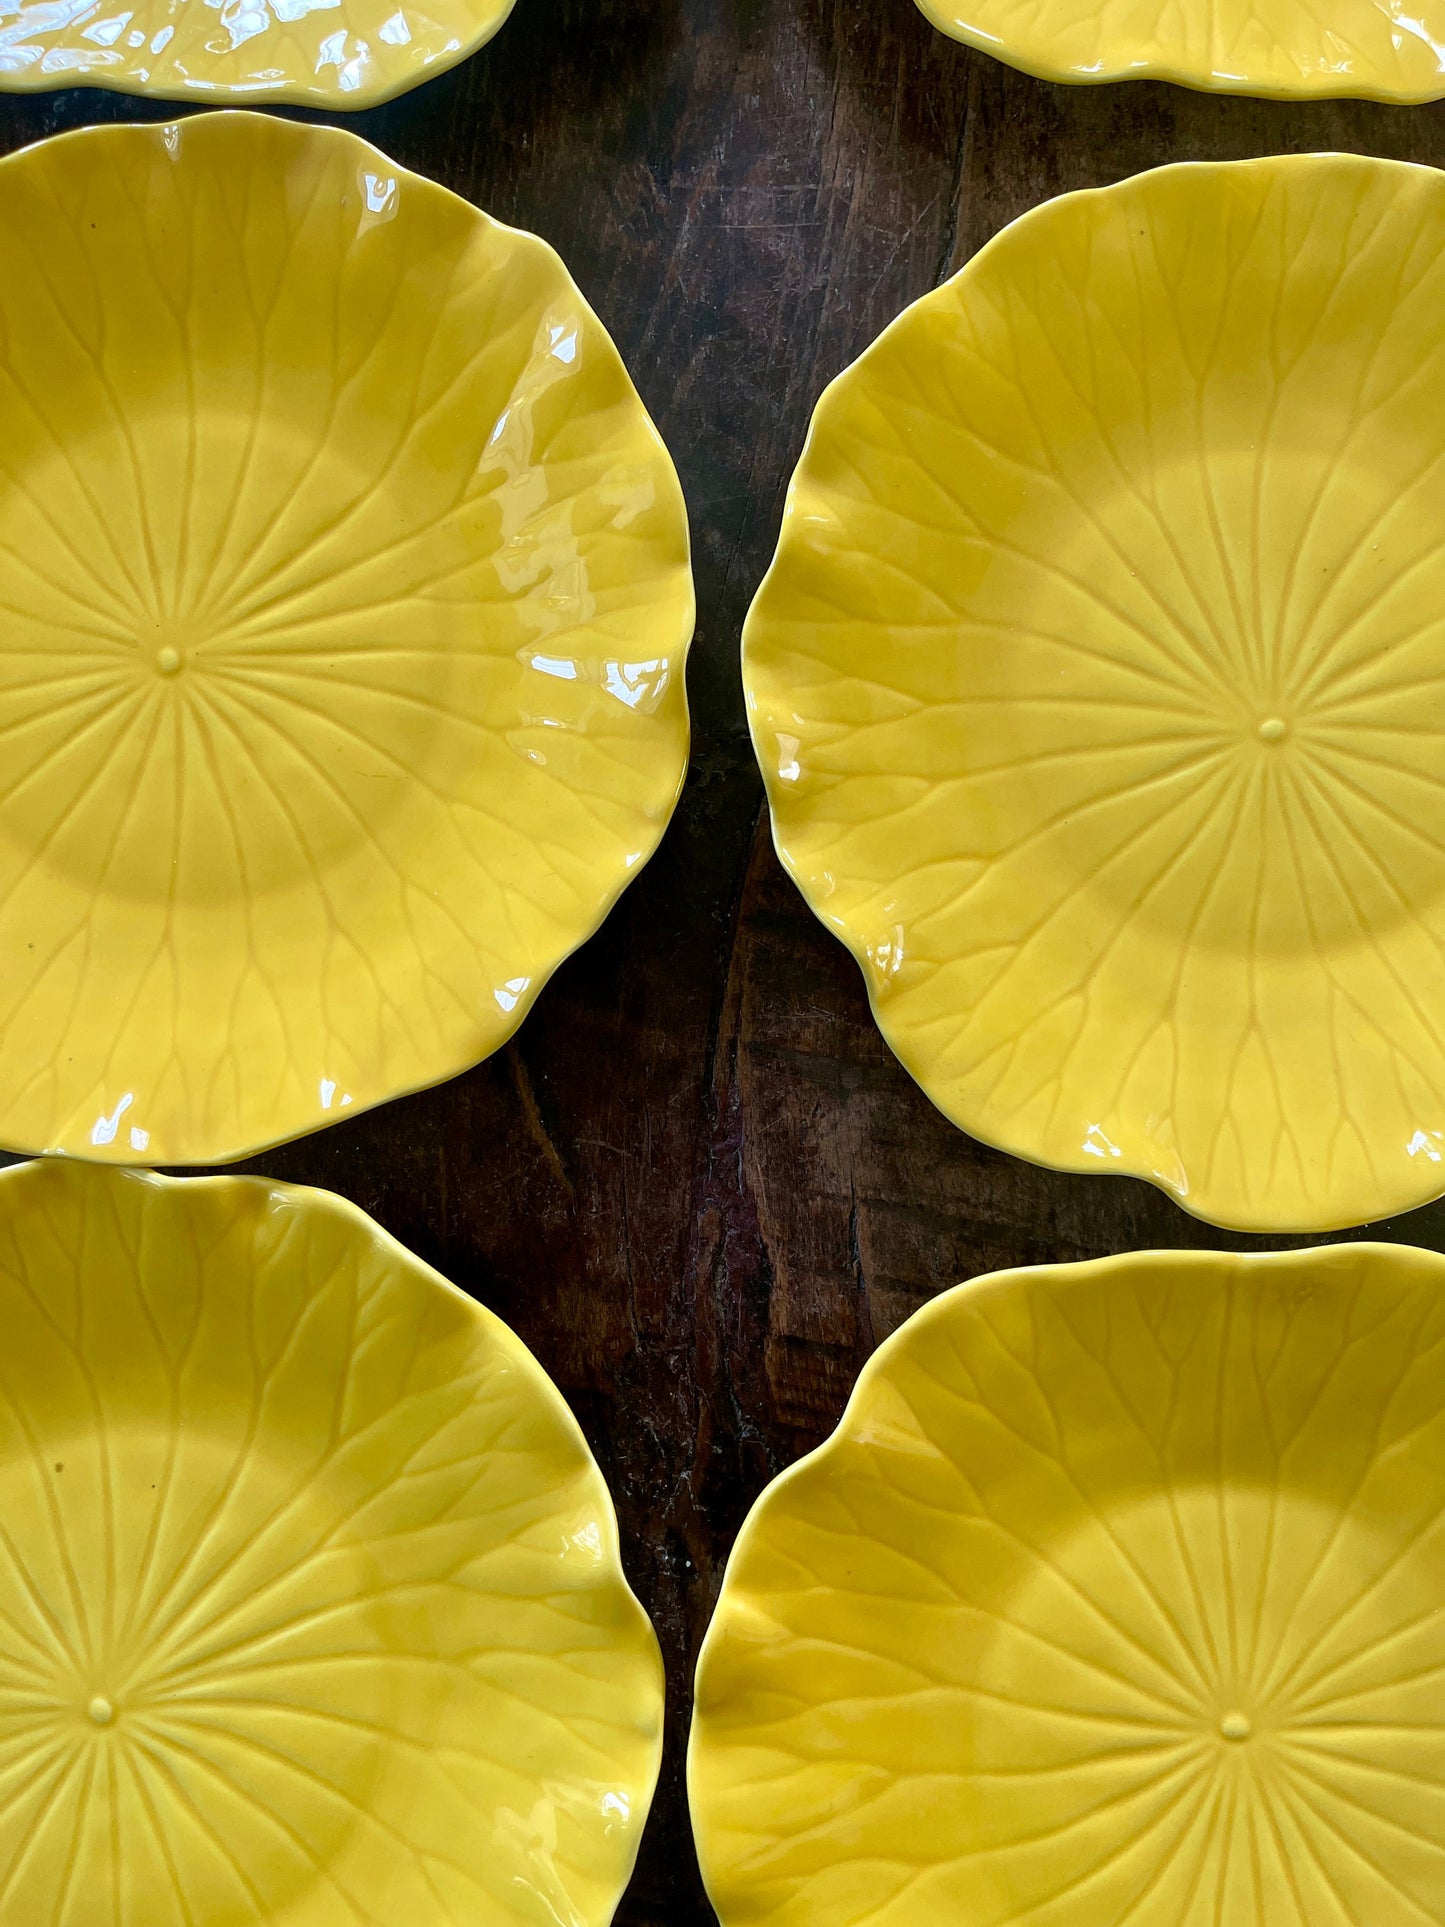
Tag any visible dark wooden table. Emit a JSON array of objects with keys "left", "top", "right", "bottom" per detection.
[{"left": 10, "top": 9, "right": 1445, "bottom": 1919}]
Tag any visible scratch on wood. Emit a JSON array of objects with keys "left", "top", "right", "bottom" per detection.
[{"left": 507, "top": 1043, "right": 575, "bottom": 1202}]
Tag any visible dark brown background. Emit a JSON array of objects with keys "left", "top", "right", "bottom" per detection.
[{"left": 9, "top": 9, "right": 1445, "bottom": 1919}]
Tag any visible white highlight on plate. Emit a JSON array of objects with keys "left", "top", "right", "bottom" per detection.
[
  {"left": 91, "top": 1093, "right": 134, "bottom": 1147},
  {"left": 0, "top": 0, "right": 94, "bottom": 54},
  {"left": 866, "top": 925, "right": 905, "bottom": 983},
  {"left": 1083, "top": 1123, "right": 1123, "bottom": 1160},
  {"left": 211, "top": 0, "right": 267, "bottom": 51},
  {"left": 529, "top": 653, "right": 578, "bottom": 680},
  {"left": 39, "top": 43, "right": 120, "bottom": 65},
  {"left": 602, "top": 659, "right": 668, "bottom": 711},
  {"left": 315, "top": 23, "right": 369, "bottom": 86},
  {"left": 494, "top": 976, "right": 530, "bottom": 1013},
  {"left": 83, "top": 12, "right": 132, "bottom": 46},
  {"left": 358, "top": 170, "right": 399, "bottom": 232}
]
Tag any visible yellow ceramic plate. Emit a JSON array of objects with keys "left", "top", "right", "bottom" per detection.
[
  {"left": 744, "top": 154, "right": 1445, "bottom": 1235},
  {"left": 0, "top": 1157, "right": 663, "bottom": 1925},
  {"left": 691, "top": 1242, "right": 1445, "bottom": 1926},
  {"left": 0, "top": 0, "right": 514, "bottom": 108},
  {"left": 0, "top": 112, "right": 692, "bottom": 1167},
  {"left": 915, "top": 0, "right": 1445, "bottom": 99}
]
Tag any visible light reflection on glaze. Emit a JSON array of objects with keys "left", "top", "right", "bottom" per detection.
[
  {"left": 915, "top": 0, "right": 1445, "bottom": 100},
  {"left": 0, "top": 114, "right": 693, "bottom": 1165},
  {"left": 0, "top": 0, "right": 511, "bottom": 101},
  {"left": 743, "top": 152, "right": 1445, "bottom": 1233}
]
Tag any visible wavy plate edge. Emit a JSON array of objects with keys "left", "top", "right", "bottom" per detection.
[{"left": 741, "top": 152, "right": 1445, "bottom": 1237}]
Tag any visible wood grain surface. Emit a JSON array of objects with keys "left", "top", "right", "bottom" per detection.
[{"left": 7, "top": 8, "right": 1445, "bottom": 1919}]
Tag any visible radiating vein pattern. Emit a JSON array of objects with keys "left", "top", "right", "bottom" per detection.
[
  {"left": 0, "top": 113, "right": 692, "bottom": 1165},
  {"left": 915, "top": 0, "right": 1445, "bottom": 101},
  {"left": 690, "top": 1243, "right": 1445, "bottom": 1927},
  {"left": 0, "top": 1159, "right": 663, "bottom": 1927},
  {"left": 0, "top": 0, "right": 515, "bottom": 112},
  {"left": 744, "top": 155, "right": 1445, "bottom": 1231}
]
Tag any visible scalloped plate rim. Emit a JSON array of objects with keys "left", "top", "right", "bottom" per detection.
[
  {"left": 0, "top": 1155, "right": 668, "bottom": 1923},
  {"left": 687, "top": 1237, "right": 1445, "bottom": 1918},
  {"left": 0, "top": 1153, "right": 665, "bottom": 1638},
  {"left": 912, "top": 0, "right": 1445, "bottom": 103},
  {"left": 0, "top": 111, "right": 695, "bottom": 1170},
  {"left": 0, "top": 0, "right": 518, "bottom": 109},
  {"left": 743, "top": 151, "right": 1445, "bottom": 1238}
]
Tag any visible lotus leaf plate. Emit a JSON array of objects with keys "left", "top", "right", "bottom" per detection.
[
  {"left": 0, "top": 0, "right": 514, "bottom": 107},
  {"left": 691, "top": 1242, "right": 1445, "bottom": 1926},
  {"left": 744, "top": 154, "right": 1445, "bottom": 1233},
  {"left": 915, "top": 0, "right": 1445, "bottom": 101},
  {"left": 0, "top": 1157, "right": 663, "bottom": 1925},
  {"left": 0, "top": 113, "right": 693, "bottom": 1166}
]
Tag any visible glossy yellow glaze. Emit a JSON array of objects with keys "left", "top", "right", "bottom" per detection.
[
  {"left": 915, "top": 0, "right": 1445, "bottom": 99},
  {"left": 0, "top": 113, "right": 693, "bottom": 1166},
  {"left": 744, "top": 154, "right": 1445, "bottom": 1234},
  {"left": 0, "top": 1158, "right": 664, "bottom": 1925},
  {"left": 0, "top": 0, "right": 514, "bottom": 108},
  {"left": 691, "top": 1242, "right": 1445, "bottom": 1926}
]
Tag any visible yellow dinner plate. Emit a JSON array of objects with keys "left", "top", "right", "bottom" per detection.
[
  {"left": 0, "top": 0, "right": 514, "bottom": 107},
  {"left": 744, "top": 153, "right": 1445, "bottom": 1235},
  {"left": 691, "top": 1242, "right": 1445, "bottom": 1927},
  {"left": 0, "top": 112, "right": 693, "bottom": 1167},
  {"left": 0, "top": 1157, "right": 663, "bottom": 1925},
  {"left": 915, "top": 0, "right": 1445, "bottom": 99}
]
